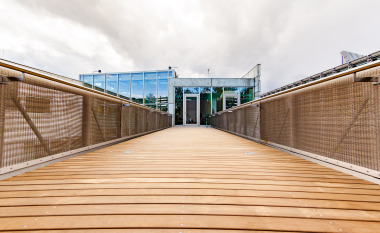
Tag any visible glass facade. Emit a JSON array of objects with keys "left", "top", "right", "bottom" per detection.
[
  {"left": 80, "top": 69, "right": 258, "bottom": 125},
  {"left": 176, "top": 86, "right": 254, "bottom": 125},
  {"left": 80, "top": 70, "right": 172, "bottom": 111}
]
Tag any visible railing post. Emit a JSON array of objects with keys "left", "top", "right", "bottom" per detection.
[
  {"left": 82, "top": 95, "right": 92, "bottom": 147},
  {"left": 117, "top": 103, "right": 122, "bottom": 138},
  {"left": 0, "top": 84, "right": 5, "bottom": 167},
  {"left": 289, "top": 96, "right": 297, "bottom": 148}
]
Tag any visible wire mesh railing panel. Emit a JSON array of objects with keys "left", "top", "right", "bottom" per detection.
[
  {"left": 121, "top": 106, "right": 130, "bottom": 137},
  {"left": 0, "top": 64, "right": 172, "bottom": 170},
  {"left": 211, "top": 64, "right": 380, "bottom": 172}
]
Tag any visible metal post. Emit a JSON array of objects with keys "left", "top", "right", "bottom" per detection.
[
  {"left": 82, "top": 96, "right": 92, "bottom": 146},
  {"left": 0, "top": 84, "right": 6, "bottom": 167}
]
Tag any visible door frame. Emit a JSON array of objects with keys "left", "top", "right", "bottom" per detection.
[
  {"left": 223, "top": 94, "right": 240, "bottom": 110},
  {"left": 183, "top": 94, "right": 200, "bottom": 126}
]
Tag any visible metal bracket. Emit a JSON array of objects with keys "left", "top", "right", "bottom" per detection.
[{"left": 353, "top": 72, "right": 380, "bottom": 82}]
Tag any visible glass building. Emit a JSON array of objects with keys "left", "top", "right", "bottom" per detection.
[
  {"left": 80, "top": 70, "right": 173, "bottom": 112},
  {"left": 80, "top": 64, "right": 261, "bottom": 126}
]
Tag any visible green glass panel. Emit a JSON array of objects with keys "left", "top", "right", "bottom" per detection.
[{"left": 175, "top": 87, "right": 183, "bottom": 125}]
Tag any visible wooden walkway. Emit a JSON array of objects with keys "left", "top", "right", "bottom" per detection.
[{"left": 1, "top": 127, "right": 380, "bottom": 232}]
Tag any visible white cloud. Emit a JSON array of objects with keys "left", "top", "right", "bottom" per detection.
[{"left": 1, "top": 0, "right": 379, "bottom": 92}]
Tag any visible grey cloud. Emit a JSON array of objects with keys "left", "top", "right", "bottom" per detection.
[{"left": 9, "top": 0, "right": 380, "bottom": 92}]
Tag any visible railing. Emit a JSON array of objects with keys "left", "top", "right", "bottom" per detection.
[
  {"left": 211, "top": 60, "right": 380, "bottom": 180},
  {"left": 0, "top": 61, "right": 172, "bottom": 175}
]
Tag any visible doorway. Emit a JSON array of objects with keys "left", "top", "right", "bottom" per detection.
[{"left": 183, "top": 94, "right": 200, "bottom": 125}]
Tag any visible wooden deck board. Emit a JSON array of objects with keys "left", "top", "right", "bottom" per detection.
[{"left": 1, "top": 127, "right": 380, "bottom": 232}]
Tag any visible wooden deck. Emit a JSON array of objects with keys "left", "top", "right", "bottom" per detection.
[{"left": 1, "top": 127, "right": 380, "bottom": 232}]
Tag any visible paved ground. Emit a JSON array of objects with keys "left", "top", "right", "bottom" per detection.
[{"left": 0, "top": 127, "right": 380, "bottom": 232}]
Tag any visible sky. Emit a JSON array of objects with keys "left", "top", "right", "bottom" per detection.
[{"left": 0, "top": 0, "right": 379, "bottom": 93}]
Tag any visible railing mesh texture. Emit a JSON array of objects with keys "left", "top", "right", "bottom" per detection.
[
  {"left": 0, "top": 66, "right": 172, "bottom": 169},
  {"left": 212, "top": 65, "right": 380, "bottom": 172}
]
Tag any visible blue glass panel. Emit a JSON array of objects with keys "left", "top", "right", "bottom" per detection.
[
  {"left": 106, "top": 74, "right": 118, "bottom": 96},
  {"left": 144, "top": 72, "right": 157, "bottom": 104},
  {"left": 93, "top": 74, "right": 105, "bottom": 92},
  {"left": 119, "top": 73, "right": 130, "bottom": 100},
  {"left": 183, "top": 87, "right": 199, "bottom": 94},
  {"left": 83, "top": 75, "right": 93, "bottom": 88},
  {"left": 131, "top": 73, "right": 144, "bottom": 104},
  {"left": 169, "top": 71, "right": 173, "bottom": 78},
  {"left": 158, "top": 72, "right": 168, "bottom": 103}
]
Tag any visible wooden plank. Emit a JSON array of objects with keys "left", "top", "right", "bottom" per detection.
[
  {"left": 1, "top": 177, "right": 377, "bottom": 190},
  {"left": 1, "top": 204, "right": 380, "bottom": 221},
  {"left": 1, "top": 195, "right": 380, "bottom": 211},
  {"left": 1, "top": 215, "right": 380, "bottom": 232},
  {"left": 1, "top": 182, "right": 379, "bottom": 196},
  {"left": 1, "top": 188, "right": 379, "bottom": 202},
  {"left": 1, "top": 127, "right": 380, "bottom": 232}
]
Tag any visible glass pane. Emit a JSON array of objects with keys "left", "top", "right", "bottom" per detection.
[
  {"left": 240, "top": 87, "right": 253, "bottom": 104},
  {"left": 158, "top": 72, "right": 168, "bottom": 103},
  {"left": 186, "top": 97, "right": 197, "bottom": 124},
  {"left": 212, "top": 87, "right": 223, "bottom": 113},
  {"left": 131, "top": 73, "right": 144, "bottom": 104},
  {"left": 224, "top": 87, "right": 239, "bottom": 94},
  {"left": 169, "top": 71, "right": 173, "bottom": 78},
  {"left": 158, "top": 104, "right": 168, "bottom": 112},
  {"left": 175, "top": 87, "right": 183, "bottom": 125},
  {"left": 200, "top": 87, "right": 211, "bottom": 125},
  {"left": 94, "top": 74, "right": 105, "bottom": 92},
  {"left": 146, "top": 104, "right": 156, "bottom": 110},
  {"left": 226, "top": 95, "right": 239, "bottom": 109},
  {"left": 106, "top": 74, "right": 118, "bottom": 96},
  {"left": 144, "top": 72, "right": 157, "bottom": 104},
  {"left": 184, "top": 87, "right": 199, "bottom": 94},
  {"left": 119, "top": 73, "right": 130, "bottom": 100},
  {"left": 83, "top": 75, "right": 93, "bottom": 88}
]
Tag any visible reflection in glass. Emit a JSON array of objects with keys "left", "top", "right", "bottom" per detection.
[
  {"left": 225, "top": 95, "right": 239, "bottom": 109},
  {"left": 200, "top": 87, "right": 211, "bottom": 125},
  {"left": 106, "top": 74, "right": 118, "bottom": 96},
  {"left": 212, "top": 87, "right": 223, "bottom": 113},
  {"left": 158, "top": 104, "right": 168, "bottom": 112},
  {"left": 240, "top": 87, "right": 253, "bottom": 104},
  {"left": 131, "top": 73, "right": 144, "bottom": 104},
  {"left": 158, "top": 72, "right": 168, "bottom": 103},
  {"left": 175, "top": 87, "right": 183, "bottom": 125},
  {"left": 83, "top": 75, "right": 93, "bottom": 88},
  {"left": 184, "top": 87, "right": 199, "bottom": 94},
  {"left": 186, "top": 97, "right": 197, "bottom": 124},
  {"left": 224, "top": 87, "right": 239, "bottom": 94},
  {"left": 144, "top": 72, "right": 157, "bottom": 104},
  {"left": 119, "top": 73, "right": 130, "bottom": 100},
  {"left": 93, "top": 74, "right": 105, "bottom": 92}
]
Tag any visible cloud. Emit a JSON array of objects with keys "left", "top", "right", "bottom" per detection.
[{"left": 1, "top": 0, "right": 380, "bottom": 92}]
